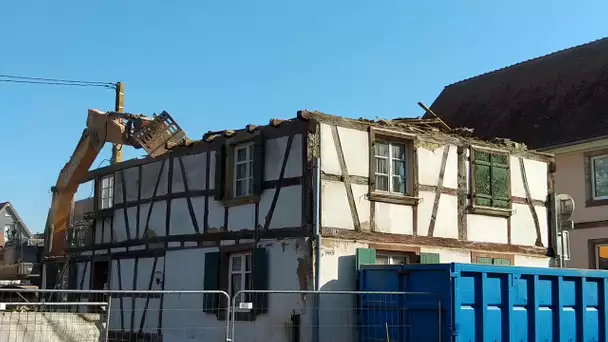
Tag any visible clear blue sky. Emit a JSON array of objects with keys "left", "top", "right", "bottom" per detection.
[{"left": 1, "top": 1, "right": 607, "bottom": 233}]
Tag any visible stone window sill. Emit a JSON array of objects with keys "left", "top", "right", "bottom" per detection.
[
  {"left": 468, "top": 205, "right": 512, "bottom": 217},
  {"left": 368, "top": 192, "right": 420, "bottom": 206}
]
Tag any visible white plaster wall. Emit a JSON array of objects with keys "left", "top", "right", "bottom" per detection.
[
  {"left": 319, "top": 123, "right": 341, "bottom": 175},
  {"left": 510, "top": 204, "right": 549, "bottom": 247},
  {"left": 160, "top": 238, "right": 312, "bottom": 342},
  {"left": 172, "top": 152, "right": 208, "bottom": 193},
  {"left": 265, "top": 134, "right": 303, "bottom": 180},
  {"left": 466, "top": 215, "right": 509, "bottom": 244},
  {"left": 374, "top": 201, "right": 413, "bottom": 234},
  {"left": 109, "top": 258, "right": 135, "bottom": 331},
  {"left": 228, "top": 204, "right": 256, "bottom": 231},
  {"left": 510, "top": 157, "right": 548, "bottom": 201},
  {"left": 137, "top": 201, "right": 167, "bottom": 238},
  {"left": 418, "top": 144, "right": 458, "bottom": 189},
  {"left": 259, "top": 186, "right": 303, "bottom": 229},
  {"left": 337, "top": 127, "right": 369, "bottom": 177},
  {"left": 141, "top": 161, "right": 169, "bottom": 199},
  {"left": 514, "top": 255, "right": 551, "bottom": 267}
]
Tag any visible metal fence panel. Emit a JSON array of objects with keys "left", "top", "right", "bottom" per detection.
[
  {"left": 0, "top": 289, "right": 231, "bottom": 342},
  {"left": 229, "top": 290, "right": 442, "bottom": 342}
]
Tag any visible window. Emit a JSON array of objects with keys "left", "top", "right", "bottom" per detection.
[
  {"left": 234, "top": 143, "right": 255, "bottom": 197},
  {"left": 99, "top": 175, "right": 114, "bottom": 210},
  {"left": 595, "top": 244, "right": 608, "bottom": 270},
  {"left": 203, "top": 246, "right": 269, "bottom": 321},
  {"left": 471, "top": 149, "right": 510, "bottom": 209},
  {"left": 471, "top": 252, "right": 513, "bottom": 265},
  {"left": 374, "top": 141, "right": 408, "bottom": 194},
  {"left": 591, "top": 154, "right": 608, "bottom": 200},
  {"left": 229, "top": 252, "right": 252, "bottom": 304},
  {"left": 376, "top": 252, "right": 410, "bottom": 265}
]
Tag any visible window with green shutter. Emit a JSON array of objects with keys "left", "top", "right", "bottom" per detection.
[
  {"left": 471, "top": 149, "right": 510, "bottom": 209},
  {"left": 473, "top": 253, "right": 513, "bottom": 266}
]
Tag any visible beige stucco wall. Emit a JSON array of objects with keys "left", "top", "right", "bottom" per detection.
[{"left": 553, "top": 151, "right": 608, "bottom": 269}]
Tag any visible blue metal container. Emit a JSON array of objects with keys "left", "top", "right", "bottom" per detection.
[{"left": 358, "top": 263, "right": 608, "bottom": 341}]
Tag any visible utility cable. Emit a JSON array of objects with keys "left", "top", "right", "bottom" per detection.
[{"left": 0, "top": 78, "right": 115, "bottom": 88}]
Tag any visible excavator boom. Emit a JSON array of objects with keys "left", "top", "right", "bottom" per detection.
[{"left": 45, "top": 109, "right": 187, "bottom": 257}]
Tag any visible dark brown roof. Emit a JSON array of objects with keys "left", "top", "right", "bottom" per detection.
[{"left": 429, "top": 37, "right": 608, "bottom": 149}]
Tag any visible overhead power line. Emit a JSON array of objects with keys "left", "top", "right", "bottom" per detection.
[{"left": 0, "top": 74, "right": 116, "bottom": 89}]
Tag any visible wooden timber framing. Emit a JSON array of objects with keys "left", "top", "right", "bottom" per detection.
[
  {"left": 330, "top": 124, "right": 361, "bottom": 231},
  {"left": 518, "top": 157, "right": 543, "bottom": 247},
  {"left": 427, "top": 145, "right": 450, "bottom": 237}
]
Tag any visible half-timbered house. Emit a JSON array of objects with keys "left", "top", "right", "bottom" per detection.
[{"left": 57, "top": 109, "right": 557, "bottom": 341}]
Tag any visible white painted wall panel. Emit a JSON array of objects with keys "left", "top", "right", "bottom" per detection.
[
  {"left": 466, "top": 214, "right": 508, "bottom": 244},
  {"left": 228, "top": 204, "right": 255, "bottom": 231},
  {"left": 510, "top": 157, "right": 548, "bottom": 201},
  {"left": 320, "top": 123, "right": 341, "bottom": 175},
  {"left": 140, "top": 161, "right": 169, "bottom": 199},
  {"left": 207, "top": 199, "right": 225, "bottom": 230},
  {"left": 515, "top": 255, "right": 551, "bottom": 267},
  {"left": 138, "top": 201, "right": 167, "bottom": 238},
  {"left": 321, "top": 181, "right": 352, "bottom": 229},
  {"left": 170, "top": 198, "right": 194, "bottom": 235},
  {"left": 259, "top": 186, "right": 302, "bottom": 229},
  {"left": 337, "top": 126, "right": 369, "bottom": 177},
  {"left": 181, "top": 152, "right": 208, "bottom": 191},
  {"left": 433, "top": 195, "right": 459, "bottom": 239},
  {"left": 417, "top": 145, "right": 446, "bottom": 187},
  {"left": 374, "top": 202, "right": 413, "bottom": 234},
  {"left": 415, "top": 191, "right": 436, "bottom": 237},
  {"left": 352, "top": 183, "right": 370, "bottom": 229},
  {"left": 443, "top": 145, "right": 459, "bottom": 190},
  {"left": 511, "top": 203, "right": 538, "bottom": 246},
  {"left": 265, "top": 134, "right": 303, "bottom": 181}
]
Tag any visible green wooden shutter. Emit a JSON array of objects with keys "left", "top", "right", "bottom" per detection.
[
  {"left": 252, "top": 248, "right": 269, "bottom": 315},
  {"left": 476, "top": 256, "right": 493, "bottom": 264},
  {"left": 252, "top": 135, "right": 265, "bottom": 196},
  {"left": 473, "top": 151, "right": 492, "bottom": 207},
  {"left": 203, "top": 252, "right": 220, "bottom": 313},
  {"left": 214, "top": 145, "right": 226, "bottom": 201},
  {"left": 493, "top": 258, "right": 511, "bottom": 265},
  {"left": 490, "top": 154, "right": 509, "bottom": 208},
  {"left": 420, "top": 253, "right": 440, "bottom": 264},
  {"left": 356, "top": 248, "right": 376, "bottom": 271}
]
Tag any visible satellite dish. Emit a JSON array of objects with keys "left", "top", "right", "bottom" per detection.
[{"left": 556, "top": 193, "right": 575, "bottom": 222}]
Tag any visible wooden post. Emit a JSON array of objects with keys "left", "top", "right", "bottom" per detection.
[{"left": 111, "top": 82, "right": 125, "bottom": 164}]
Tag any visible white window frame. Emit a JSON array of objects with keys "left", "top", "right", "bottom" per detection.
[
  {"left": 99, "top": 175, "right": 114, "bottom": 210},
  {"left": 233, "top": 142, "right": 255, "bottom": 197},
  {"left": 374, "top": 140, "right": 408, "bottom": 194},
  {"left": 376, "top": 252, "right": 411, "bottom": 265},
  {"left": 228, "top": 252, "right": 252, "bottom": 303},
  {"left": 591, "top": 154, "right": 608, "bottom": 200}
]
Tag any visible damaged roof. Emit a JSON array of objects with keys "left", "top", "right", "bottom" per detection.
[
  {"left": 428, "top": 37, "right": 608, "bottom": 149},
  {"left": 89, "top": 108, "right": 550, "bottom": 179}
]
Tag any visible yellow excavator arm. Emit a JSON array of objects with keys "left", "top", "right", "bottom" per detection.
[{"left": 45, "top": 109, "right": 187, "bottom": 257}]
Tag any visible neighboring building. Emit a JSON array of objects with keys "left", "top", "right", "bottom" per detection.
[
  {"left": 0, "top": 201, "right": 33, "bottom": 247},
  {"left": 0, "top": 202, "right": 41, "bottom": 285},
  {"left": 429, "top": 37, "right": 608, "bottom": 270},
  {"left": 51, "top": 110, "right": 556, "bottom": 341}
]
